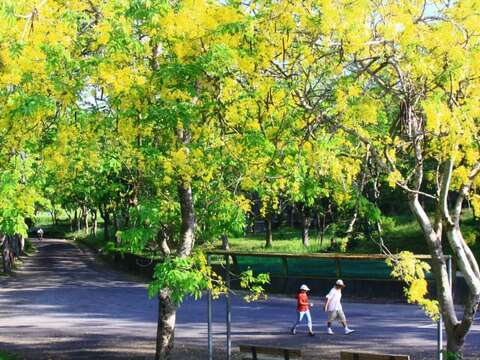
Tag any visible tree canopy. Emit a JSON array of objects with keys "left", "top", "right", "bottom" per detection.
[{"left": 1, "top": 0, "right": 480, "bottom": 358}]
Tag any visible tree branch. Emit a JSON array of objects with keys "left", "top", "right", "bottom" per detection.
[
  {"left": 452, "top": 162, "right": 480, "bottom": 224},
  {"left": 439, "top": 159, "right": 455, "bottom": 227}
]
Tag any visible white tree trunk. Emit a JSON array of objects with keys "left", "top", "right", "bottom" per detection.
[
  {"left": 408, "top": 159, "right": 480, "bottom": 356},
  {"left": 177, "top": 182, "right": 195, "bottom": 257},
  {"left": 155, "top": 289, "right": 176, "bottom": 360},
  {"left": 155, "top": 128, "right": 197, "bottom": 360}
]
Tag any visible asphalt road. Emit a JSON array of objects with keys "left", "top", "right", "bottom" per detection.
[{"left": 0, "top": 239, "right": 479, "bottom": 359}]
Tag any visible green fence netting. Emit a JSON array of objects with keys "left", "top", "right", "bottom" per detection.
[
  {"left": 339, "top": 260, "right": 393, "bottom": 279},
  {"left": 286, "top": 258, "right": 338, "bottom": 278},
  {"left": 235, "top": 255, "right": 285, "bottom": 276},
  {"left": 229, "top": 254, "right": 433, "bottom": 280}
]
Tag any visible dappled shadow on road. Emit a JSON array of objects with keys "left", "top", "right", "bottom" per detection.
[
  {"left": 0, "top": 334, "right": 155, "bottom": 360},
  {"left": 0, "top": 339, "right": 244, "bottom": 360},
  {"left": 1, "top": 240, "right": 479, "bottom": 360},
  {"left": 1, "top": 241, "right": 145, "bottom": 290},
  {"left": 0, "top": 240, "right": 156, "bottom": 321},
  {"left": 184, "top": 295, "right": 480, "bottom": 359},
  {"left": 0, "top": 239, "right": 158, "bottom": 359}
]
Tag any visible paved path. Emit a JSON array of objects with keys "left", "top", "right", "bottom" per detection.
[{"left": 0, "top": 239, "right": 479, "bottom": 359}]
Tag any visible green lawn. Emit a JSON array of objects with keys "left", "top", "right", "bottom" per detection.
[
  {"left": 35, "top": 209, "right": 480, "bottom": 262},
  {"left": 222, "top": 228, "right": 334, "bottom": 253},
  {"left": 208, "top": 211, "right": 479, "bottom": 261},
  {"left": 32, "top": 211, "right": 108, "bottom": 250},
  {"left": 205, "top": 218, "right": 424, "bottom": 255},
  {"left": 66, "top": 228, "right": 106, "bottom": 249},
  {"left": 351, "top": 213, "right": 427, "bottom": 254},
  {"left": 0, "top": 350, "right": 21, "bottom": 360},
  {"left": 352, "top": 210, "right": 479, "bottom": 258}
]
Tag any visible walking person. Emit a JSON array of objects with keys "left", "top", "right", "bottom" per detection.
[
  {"left": 324, "top": 279, "right": 355, "bottom": 335},
  {"left": 291, "top": 284, "right": 315, "bottom": 336},
  {"left": 36, "top": 228, "right": 44, "bottom": 241}
]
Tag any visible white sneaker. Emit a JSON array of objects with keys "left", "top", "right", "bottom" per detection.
[
  {"left": 344, "top": 328, "right": 355, "bottom": 335},
  {"left": 327, "top": 328, "right": 334, "bottom": 335}
]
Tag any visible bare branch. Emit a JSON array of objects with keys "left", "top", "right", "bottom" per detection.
[
  {"left": 395, "top": 181, "right": 437, "bottom": 200},
  {"left": 440, "top": 159, "right": 455, "bottom": 227},
  {"left": 452, "top": 162, "right": 480, "bottom": 223}
]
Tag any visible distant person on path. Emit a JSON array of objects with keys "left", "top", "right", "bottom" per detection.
[
  {"left": 291, "top": 284, "right": 315, "bottom": 336},
  {"left": 324, "top": 279, "right": 355, "bottom": 335},
  {"left": 36, "top": 228, "right": 44, "bottom": 241}
]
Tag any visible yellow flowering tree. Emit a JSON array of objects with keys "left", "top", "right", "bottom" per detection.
[
  {"left": 81, "top": 1, "right": 271, "bottom": 358},
  {"left": 310, "top": 0, "right": 480, "bottom": 355},
  {"left": 5, "top": 0, "right": 480, "bottom": 358},
  {"left": 0, "top": 0, "right": 94, "bottom": 270}
]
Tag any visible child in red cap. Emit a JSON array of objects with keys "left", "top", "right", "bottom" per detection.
[{"left": 291, "top": 284, "right": 315, "bottom": 336}]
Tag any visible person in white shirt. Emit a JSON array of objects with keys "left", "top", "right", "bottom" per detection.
[
  {"left": 36, "top": 228, "right": 44, "bottom": 241},
  {"left": 324, "top": 279, "right": 355, "bottom": 335}
]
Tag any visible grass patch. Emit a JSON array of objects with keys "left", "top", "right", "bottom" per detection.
[
  {"left": 31, "top": 210, "right": 106, "bottom": 240},
  {"left": 354, "top": 210, "right": 480, "bottom": 259},
  {"left": 352, "top": 214, "right": 426, "bottom": 254},
  {"left": 206, "top": 211, "right": 480, "bottom": 262},
  {"left": 66, "top": 228, "right": 161, "bottom": 259},
  {"left": 0, "top": 349, "right": 22, "bottom": 360},
  {"left": 39, "top": 210, "right": 480, "bottom": 264},
  {"left": 66, "top": 228, "right": 106, "bottom": 249},
  {"left": 205, "top": 227, "right": 334, "bottom": 254}
]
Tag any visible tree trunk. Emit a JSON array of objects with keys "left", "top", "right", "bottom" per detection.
[
  {"left": 50, "top": 209, "right": 57, "bottom": 225},
  {"left": 445, "top": 336, "right": 463, "bottom": 356},
  {"left": 75, "top": 209, "right": 81, "bottom": 231},
  {"left": 100, "top": 208, "right": 110, "bottom": 243},
  {"left": 82, "top": 206, "right": 89, "bottom": 233},
  {"left": 157, "top": 228, "right": 171, "bottom": 256},
  {"left": 346, "top": 212, "right": 358, "bottom": 235},
  {"left": 154, "top": 178, "right": 195, "bottom": 359},
  {"left": 318, "top": 212, "right": 326, "bottom": 247},
  {"left": 114, "top": 213, "right": 121, "bottom": 248},
  {"left": 376, "top": 221, "right": 384, "bottom": 253},
  {"left": 161, "top": 238, "right": 171, "bottom": 256},
  {"left": 445, "top": 226, "right": 480, "bottom": 349},
  {"left": 2, "top": 235, "right": 14, "bottom": 273},
  {"left": 446, "top": 227, "right": 480, "bottom": 292},
  {"left": 300, "top": 207, "right": 311, "bottom": 247},
  {"left": 11, "top": 234, "right": 21, "bottom": 258},
  {"left": 92, "top": 209, "right": 98, "bottom": 236},
  {"left": 409, "top": 196, "right": 475, "bottom": 358},
  {"left": 251, "top": 213, "right": 256, "bottom": 235},
  {"left": 155, "top": 290, "right": 176, "bottom": 360},
  {"left": 316, "top": 211, "right": 322, "bottom": 239},
  {"left": 265, "top": 216, "right": 273, "bottom": 248},
  {"left": 177, "top": 182, "right": 196, "bottom": 257},
  {"left": 221, "top": 234, "right": 229, "bottom": 250},
  {"left": 330, "top": 237, "right": 337, "bottom": 250},
  {"left": 154, "top": 126, "right": 197, "bottom": 360},
  {"left": 347, "top": 151, "right": 369, "bottom": 236},
  {"left": 124, "top": 205, "right": 130, "bottom": 228},
  {"left": 66, "top": 210, "right": 73, "bottom": 232},
  {"left": 19, "top": 235, "right": 25, "bottom": 255},
  {"left": 289, "top": 206, "right": 295, "bottom": 228}
]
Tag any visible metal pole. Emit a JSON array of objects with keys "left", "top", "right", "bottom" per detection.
[
  {"left": 207, "top": 254, "right": 213, "bottom": 360},
  {"left": 225, "top": 255, "right": 232, "bottom": 360},
  {"left": 437, "top": 315, "right": 443, "bottom": 360},
  {"left": 437, "top": 256, "right": 453, "bottom": 360}
]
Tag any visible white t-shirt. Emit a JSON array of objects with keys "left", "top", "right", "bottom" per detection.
[{"left": 326, "top": 287, "right": 342, "bottom": 311}]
